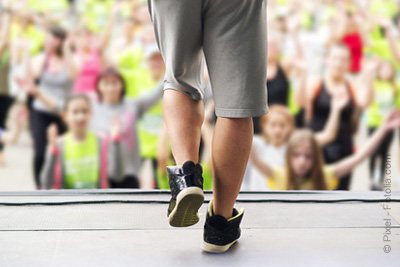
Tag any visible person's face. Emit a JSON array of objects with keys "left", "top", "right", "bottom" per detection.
[
  {"left": 65, "top": 99, "right": 91, "bottom": 131},
  {"left": 78, "top": 30, "right": 94, "bottom": 51},
  {"left": 275, "top": 17, "right": 287, "bottom": 32},
  {"left": 326, "top": 47, "right": 350, "bottom": 78},
  {"left": 263, "top": 113, "right": 291, "bottom": 146},
  {"left": 290, "top": 143, "right": 314, "bottom": 177},
  {"left": 147, "top": 53, "right": 165, "bottom": 76},
  {"left": 378, "top": 62, "right": 394, "bottom": 81},
  {"left": 98, "top": 75, "right": 123, "bottom": 104},
  {"left": 44, "top": 33, "right": 62, "bottom": 54}
]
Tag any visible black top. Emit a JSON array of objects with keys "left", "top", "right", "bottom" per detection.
[
  {"left": 308, "top": 82, "right": 355, "bottom": 143},
  {"left": 253, "top": 65, "right": 289, "bottom": 134},
  {"left": 267, "top": 65, "right": 289, "bottom": 106}
]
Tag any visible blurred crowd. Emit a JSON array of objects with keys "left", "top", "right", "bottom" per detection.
[{"left": 0, "top": 0, "right": 399, "bottom": 191}]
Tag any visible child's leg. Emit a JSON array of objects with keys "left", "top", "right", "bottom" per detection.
[{"left": 212, "top": 117, "right": 253, "bottom": 219}]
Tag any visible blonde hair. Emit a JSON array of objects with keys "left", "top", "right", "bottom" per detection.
[{"left": 285, "top": 129, "right": 328, "bottom": 190}]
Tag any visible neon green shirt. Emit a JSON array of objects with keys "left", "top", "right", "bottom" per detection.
[
  {"left": 11, "top": 24, "right": 44, "bottom": 55},
  {"left": 80, "top": 0, "right": 113, "bottom": 32},
  {"left": 136, "top": 70, "right": 163, "bottom": 159},
  {"left": 370, "top": 0, "right": 397, "bottom": 19},
  {"left": 28, "top": 0, "right": 69, "bottom": 14},
  {"left": 63, "top": 131, "right": 100, "bottom": 189},
  {"left": 367, "top": 80, "right": 397, "bottom": 127}
]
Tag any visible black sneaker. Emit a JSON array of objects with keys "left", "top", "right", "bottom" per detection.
[
  {"left": 166, "top": 161, "right": 204, "bottom": 227},
  {"left": 202, "top": 199, "right": 244, "bottom": 253}
]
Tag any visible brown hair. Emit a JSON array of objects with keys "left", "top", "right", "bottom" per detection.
[
  {"left": 285, "top": 129, "right": 328, "bottom": 190},
  {"left": 95, "top": 68, "right": 126, "bottom": 102},
  {"left": 259, "top": 105, "right": 294, "bottom": 142},
  {"left": 64, "top": 93, "right": 91, "bottom": 111},
  {"left": 48, "top": 26, "right": 67, "bottom": 57}
]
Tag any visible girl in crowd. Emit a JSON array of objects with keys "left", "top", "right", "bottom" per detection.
[
  {"left": 247, "top": 93, "right": 349, "bottom": 191},
  {"left": 249, "top": 109, "right": 400, "bottom": 190},
  {"left": 64, "top": 2, "right": 121, "bottom": 100},
  {"left": 19, "top": 67, "right": 163, "bottom": 189},
  {"left": 89, "top": 68, "right": 163, "bottom": 188},
  {"left": 40, "top": 94, "right": 123, "bottom": 189},
  {"left": 367, "top": 60, "right": 398, "bottom": 190},
  {"left": 19, "top": 26, "right": 74, "bottom": 188},
  {"left": 295, "top": 44, "right": 375, "bottom": 190}
]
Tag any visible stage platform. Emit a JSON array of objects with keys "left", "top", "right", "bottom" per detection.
[{"left": 0, "top": 190, "right": 399, "bottom": 266}]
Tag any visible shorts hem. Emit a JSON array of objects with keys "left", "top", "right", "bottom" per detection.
[
  {"left": 163, "top": 82, "right": 204, "bottom": 101},
  {"left": 215, "top": 106, "right": 269, "bottom": 118}
]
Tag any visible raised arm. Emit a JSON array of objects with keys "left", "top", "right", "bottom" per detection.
[
  {"left": 333, "top": 109, "right": 400, "bottom": 179},
  {"left": 381, "top": 19, "right": 400, "bottom": 64},
  {"left": 15, "top": 77, "right": 59, "bottom": 111},
  {"left": 354, "top": 59, "right": 378, "bottom": 109},
  {"left": 133, "top": 79, "right": 164, "bottom": 118},
  {"left": 248, "top": 138, "right": 273, "bottom": 179},
  {"left": 99, "top": 2, "right": 123, "bottom": 52},
  {"left": 62, "top": 33, "right": 81, "bottom": 78},
  {"left": 315, "top": 92, "right": 349, "bottom": 146}
]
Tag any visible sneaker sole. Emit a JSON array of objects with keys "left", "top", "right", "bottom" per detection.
[
  {"left": 168, "top": 187, "right": 204, "bottom": 227},
  {"left": 201, "top": 240, "right": 237, "bottom": 253}
]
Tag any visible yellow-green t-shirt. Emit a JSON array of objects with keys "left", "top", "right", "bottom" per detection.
[
  {"left": 63, "top": 132, "right": 100, "bottom": 189},
  {"left": 80, "top": 0, "right": 113, "bottom": 33},
  {"left": 11, "top": 24, "right": 45, "bottom": 56},
  {"left": 135, "top": 70, "right": 163, "bottom": 159},
  {"left": 268, "top": 165, "right": 338, "bottom": 190},
  {"left": 28, "top": 0, "right": 69, "bottom": 15},
  {"left": 370, "top": 0, "right": 397, "bottom": 19},
  {"left": 367, "top": 80, "right": 397, "bottom": 127}
]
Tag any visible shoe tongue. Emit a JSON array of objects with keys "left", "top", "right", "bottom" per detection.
[
  {"left": 208, "top": 215, "right": 229, "bottom": 230},
  {"left": 182, "top": 161, "right": 202, "bottom": 175},
  {"left": 182, "top": 161, "right": 196, "bottom": 174}
]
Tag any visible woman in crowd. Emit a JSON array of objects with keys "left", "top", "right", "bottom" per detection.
[
  {"left": 295, "top": 44, "right": 376, "bottom": 190},
  {"left": 89, "top": 68, "right": 163, "bottom": 188},
  {"left": 18, "top": 26, "right": 73, "bottom": 189}
]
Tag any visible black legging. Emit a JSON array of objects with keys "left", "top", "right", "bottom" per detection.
[
  {"left": 0, "top": 95, "right": 15, "bottom": 151},
  {"left": 30, "top": 109, "right": 66, "bottom": 188},
  {"left": 368, "top": 127, "right": 394, "bottom": 183},
  {"left": 322, "top": 139, "right": 354, "bottom": 190}
]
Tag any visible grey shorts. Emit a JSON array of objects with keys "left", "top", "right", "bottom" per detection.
[{"left": 148, "top": 0, "right": 268, "bottom": 118}]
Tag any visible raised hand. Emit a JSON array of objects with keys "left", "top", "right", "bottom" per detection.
[
  {"left": 383, "top": 109, "right": 400, "bottom": 131},
  {"left": 14, "top": 77, "right": 38, "bottom": 97},
  {"left": 332, "top": 91, "right": 350, "bottom": 111},
  {"left": 110, "top": 115, "right": 122, "bottom": 140}
]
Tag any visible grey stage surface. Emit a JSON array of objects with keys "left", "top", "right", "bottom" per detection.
[{"left": 0, "top": 190, "right": 399, "bottom": 267}]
